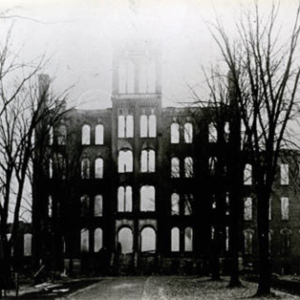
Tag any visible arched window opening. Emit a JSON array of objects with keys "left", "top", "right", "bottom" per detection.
[
  {"left": 141, "top": 227, "right": 156, "bottom": 252},
  {"left": 56, "top": 153, "right": 66, "bottom": 179},
  {"left": 49, "top": 158, "right": 53, "bottom": 179},
  {"left": 225, "top": 227, "right": 229, "bottom": 251},
  {"left": 184, "top": 123, "right": 193, "bottom": 143},
  {"left": 119, "top": 115, "right": 134, "bottom": 138},
  {"left": 118, "top": 115, "right": 125, "bottom": 138},
  {"left": 140, "top": 114, "right": 157, "bottom": 138},
  {"left": 95, "top": 124, "right": 104, "bottom": 145},
  {"left": 281, "top": 197, "right": 289, "bottom": 220},
  {"left": 80, "top": 195, "right": 90, "bottom": 217},
  {"left": 244, "top": 164, "right": 252, "bottom": 185},
  {"left": 24, "top": 233, "right": 32, "bottom": 257},
  {"left": 118, "top": 186, "right": 132, "bottom": 212},
  {"left": 49, "top": 126, "right": 53, "bottom": 145},
  {"left": 209, "top": 122, "right": 217, "bottom": 143},
  {"left": 171, "top": 228, "right": 180, "bottom": 252},
  {"left": 57, "top": 124, "right": 67, "bottom": 145},
  {"left": 224, "top": 122, "right": 230, "bottom": 142},
  {"left": 244, "top": 230, "right": 253, "bottom": 255},
  {"left": 81, "top": 158, "right": 90, "bottom": 179},
  {"left": 171, "top": 123, "right": 180, "bottom": 144},
  {"left": 141, "top": 149, "right": 155, "bottom": 173},
  {"left": 171, "top": 193, "right": 180, "bottom": 215},
  {"left": 281, "top": 164, "right": 289, "bottom": 185},
  {"left": 149, "top": 115, "right": 156, "bottom": 137},
  {"left": 95, "top": 158, "right": 104, "bottom": 178},
  {"left": 244, "top": 198, "right": 252, "bottom": 221},
  {"left": 118, "top": 227, "right": 133, "bottom": 254},
  {"left": 209, "top": 157, "right": 217, "bottom": 175},
  {"left": 140, "top": 186, "right": 155, "bottom": 211},
  {"left": 82, "top": 124, "right": 91, "bottom": 145},
  {"left": 184, "top": 227, "right": 193, "bottom": 252},
  {"left": 184, "top": 157, "right": 193, "bottom": 178},
  {"left": 48, "top": 195, "right": 53, "bottom": 218},
  {"left": 140, "top": 115, "right": 148, "bottom": 137},
  {"left": 171, "top": 157, "right": 180, "bottom": 178},
  {"left": 184, "top": 194, "right": 193, "bottom": 215},
  {"left": 94, "top": 228, "right": 103, "bottom": 252},
  {"left": 94, "top": 195, "right": 103, "bottom": 216},
  {"left": 126, "top": 115, "right": 134, "bottom": 138},
  {"left": 80, "top": 229, "right": 89, "bottom": 253},
  {"left": 118, "top": 150, "right": 133, "bottom": 173}
]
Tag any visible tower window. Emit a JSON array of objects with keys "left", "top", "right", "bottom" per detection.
[
  {"left": 138, "top": 60, "right": 156, "bottom": 93},
  {"left": 118, "top": 150, "right": 133, "bottom": 173},
  {"left": 118, "top": 60, "right": 134, "bottom": 94},
  {"left": 140, "top": 114, "right": 157, "bottom": 138},
  {"left": 118, "top": 186, "right": 132, "bottom": 212},
  {"left": 118, "top": 115, "right": 134, "bottom": 138},
  {"left": 141, "top": 149, "right": 155, "bottom": 173}
]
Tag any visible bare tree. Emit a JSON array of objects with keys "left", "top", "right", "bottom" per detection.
[
  {"left": 189, "top": 68, "right": 242, "bottom": 286},
  {"left": 0, "top": 27, "right": 70, "bottom": 293},
  {"left": 209, "top": 2, "right": 300, "bottom": 296}
]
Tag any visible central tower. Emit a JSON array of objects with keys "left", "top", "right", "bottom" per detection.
[{"left": 111, "top": 40, "right": 163, "bottom": 273}]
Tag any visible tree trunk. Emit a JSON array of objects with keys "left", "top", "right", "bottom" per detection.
[{"left": 255, "top": 189, "right": 272, "bottom": 296}]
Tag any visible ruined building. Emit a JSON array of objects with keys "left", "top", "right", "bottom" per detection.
[{"left": 27, "top": 41, "right": 300, "bottom": 275}]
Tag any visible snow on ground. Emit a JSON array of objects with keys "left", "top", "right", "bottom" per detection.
[{"left": 141, "top": 276, "right": 298, "bottom": 300}]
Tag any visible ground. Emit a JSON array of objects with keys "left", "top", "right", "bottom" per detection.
[{"left": 55, "top": 276, "right": 298, "bottom": 300}]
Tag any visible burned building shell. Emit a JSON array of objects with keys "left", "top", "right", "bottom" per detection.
[{"left": 27, "top": 41, "right": 300, "bottom": 276}]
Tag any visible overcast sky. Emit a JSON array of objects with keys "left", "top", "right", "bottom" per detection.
[{"left": 0, "top": 0, "right": 298, "bottom": 109}]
